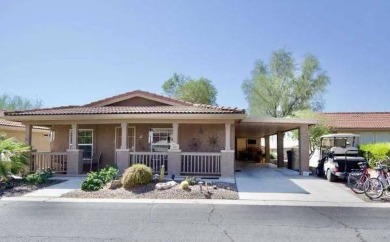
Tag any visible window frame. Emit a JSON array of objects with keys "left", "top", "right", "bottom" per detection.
[
  {"left": 69, "top": 129, "right": 94, "bottom": 161},
  {"left": 115, "top": 126, "right": 136, "bottom": 151}
]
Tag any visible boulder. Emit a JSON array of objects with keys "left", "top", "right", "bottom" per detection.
[
  {"left": 108, "top": 180, "right": 122, "bottom": 189},
  {"left": 155, "top": 181, "right": 177, "bottom": 190}
]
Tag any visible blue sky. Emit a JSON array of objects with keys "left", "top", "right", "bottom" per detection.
[{"left": 0, "top": 0, "right": 389, "bottom": 112}]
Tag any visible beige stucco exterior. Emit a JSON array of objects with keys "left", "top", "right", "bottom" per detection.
[
  {"left": 50, "top": 123, "right": 232, "bottom": 167},
  {"left": 0, "top": 126, "right": 50, "bottom": 152}
]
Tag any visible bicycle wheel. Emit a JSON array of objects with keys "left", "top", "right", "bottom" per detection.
[
  {"left": 364, "top": 178, "right": 384, "bottom": 199},
  {"left": 348, "top": 173, "right": 365, "bottom": 194}
]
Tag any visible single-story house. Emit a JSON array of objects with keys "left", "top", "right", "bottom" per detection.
[
  {"left": 0, "top": 110, "right": 50, "bottom": 151},
  {"left": 322, "top": 112, "right": 390, "bottom": 144},
  {"left": 3, "top": 90, "right": 315, "bottom": 177}
]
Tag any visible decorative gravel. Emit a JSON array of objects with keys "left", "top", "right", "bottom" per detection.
[
  {"left": 0, "top": 179, "right": 65, "bottom": 198},
  {"left": 62, "top": 181, "right": 239, "bottom": 200}
]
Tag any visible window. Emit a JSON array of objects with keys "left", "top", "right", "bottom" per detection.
[
  {"left": 69, "top": 129, "right": 93, "bottom": 160},
  {"left": 115, "top": 127, "right": 136, "bottom": 150},
  {"left": 152, "top": 128, "right": 173, "bottom": 143}
]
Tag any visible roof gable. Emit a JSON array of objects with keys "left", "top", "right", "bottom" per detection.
[{"left": 85, "top": 90, "right": 192, "bottom": 107}]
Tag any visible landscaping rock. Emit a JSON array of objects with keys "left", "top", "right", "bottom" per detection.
[
  {"left": 109, "top": 180, "right": 122, "bottom": 190},
  {"left": 213, "top": 185, "right": 218, "bottom": 190},
  {"left": 155, "top": 181, "right": 177, "bottom": 190}
]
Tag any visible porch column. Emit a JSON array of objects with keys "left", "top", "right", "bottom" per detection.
[
  {"left": 67, "top": 123, "right": 83, "bottom": 174},
  {"left": 172, "top": 123, "right": 179, "bottom": 144},
  {"left": 24, "top": 124, "right": 32, "bottom": 147},
  {"left": 299, "top": 125, "right": 310, "bottom": 175},
  {"left": 121, "top": 123, "right": 128, "bottom": 150},
  {"left": 70, "top": 123, "right": 78, "bottom": 150},
  {"left": 225, "top": 123, "right": 231, "bottom": 150},
  {"left": 277, "top": 132, "right": 284, "bottom": 167},
  {"left": 265, "top": 135, "right": 270, "bottom": 163},
  {"left": 116, "top": 122, "right": 130, "bottom": 174},
  {"left": 221, "top": 150, "right": 235, "bottom": 177}
]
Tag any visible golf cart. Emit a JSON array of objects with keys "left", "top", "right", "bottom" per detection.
[{"left": 316, "top": 133, "right": 366, "bottom": 182}]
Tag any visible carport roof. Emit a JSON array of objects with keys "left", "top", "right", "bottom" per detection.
[{"left": 237, "top": 117, "right": 318, "bottom": 137}]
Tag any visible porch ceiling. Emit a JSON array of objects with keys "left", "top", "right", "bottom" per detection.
[{"left": 236, "top": 117, "right": 318, "bottom": 138}]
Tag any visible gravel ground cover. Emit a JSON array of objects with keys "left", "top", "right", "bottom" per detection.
[
  {"left": 62, "top": 181, "right": 238, "bottom": 200},
  {"left": 333, "top": 180, "right": 390, "bottom": 203},
  {"left": 0, "top": 179, "right": 65, "bottom": 198}
]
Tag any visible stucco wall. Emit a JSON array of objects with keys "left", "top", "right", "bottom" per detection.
[
  {"left": 50, "top": 123, "right": 231, "bottom": 167},
  {"left": 107, "top": 97, "right": 170, "bottom": 107},
  {"left": 0, "top": 128, "right": 50, "bottom": 152},
  {"left": 179, "top": 124, "right": 225, "bottom": 152}
]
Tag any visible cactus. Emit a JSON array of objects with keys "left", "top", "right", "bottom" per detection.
[
  {"left": 180, "top": 180, "right": 189, "bottom": 190},
  {"left": 159, "top": 165, "right": 165, "bottom": 182}
]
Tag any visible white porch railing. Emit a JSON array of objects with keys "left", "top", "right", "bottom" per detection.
[
  {"left": 181, "top": 152, "right": 221, "bottom": 176},
  {"left": 31, "top": 152, "right": 67, "bottom": 173},
  {"left": 129, "top": 152, "right": 168, "bottom": 173}
]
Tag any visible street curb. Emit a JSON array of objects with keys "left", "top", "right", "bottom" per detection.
[{"left": 2, "top": 196, "right": 390, "bottom": 208}]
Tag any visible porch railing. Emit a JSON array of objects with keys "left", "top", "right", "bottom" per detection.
[
  {"left": 181, "top": 152, "right": 221, "bottom": 176},
  {"left": 129, "top": 152, "right": 168, "bottom": 173},
  {"left": 30, "top": 152, "right": 67, "bottom": 173}
]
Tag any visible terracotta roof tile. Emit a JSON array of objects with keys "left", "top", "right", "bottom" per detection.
[
  {"left": 5, "top": 105, "right": 245, "bottom": 116},
  {"left": 0, "top": 110, "right": 49, "bottom": 130},
  {"left": 84, "top": 90, "right": 193, "bottom": 107},
  {"left": 322, "top": 112, "right": 390, "bottom": 129}
]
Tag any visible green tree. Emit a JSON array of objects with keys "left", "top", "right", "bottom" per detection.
[
  {"left": 162, "top": 73, "right": 218, "bottom": 105},
  {"left": 0, "top": 134, "right": 30, "bottom": 181},
  {"left": 242, "top": 49, "right": 330, "bottom": 117},
  {"left": 291, "top": 109, "right": 330, "bottom": 156},
  {"left": 0, "top": 94, "right": 43, "bottom": 111}
]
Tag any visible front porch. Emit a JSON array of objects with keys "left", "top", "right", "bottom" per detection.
[{"left": 27, "top": 122, "right": 235, "bottom": 177}]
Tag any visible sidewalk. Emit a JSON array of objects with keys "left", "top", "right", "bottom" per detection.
[{"left": 22, "top": 177, "right": 84, "bottom": 198}]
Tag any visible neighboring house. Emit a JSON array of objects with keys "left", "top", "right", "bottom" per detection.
[
  {"left": 322, "top": 112, "right": 390, "bottom": 144},
  {"left": 3, "top": 90, "right": 314, "bottom": 177},
  {"left": 0, "top": 110, "right": 51, "bottom": 151}
]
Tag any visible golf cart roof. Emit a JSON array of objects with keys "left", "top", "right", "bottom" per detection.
[{"left": 321, "top": 133, "right": 360, "bottom": 139}]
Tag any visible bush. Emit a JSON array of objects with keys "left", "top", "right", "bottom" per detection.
[
  {"left": 25, "top": 169, "right": 53, "bottom": 185},
  {"left": 121, "top": 164, "right": 152, "bottom": 189},
  {"left": 359, "top": 143, "right": 390, "bottom": 167},
  {"left": 180, "top": 180, "right": 189, "bottom": 190},
  {"left": 99, "top": 165, "right": 119, "bottom": 183},
  {"left": 270, "top": 152, "right": 277, "bottom": 159},
  {"left": 185, "top": 176, "right": 197, "bottom": 185},
  {"left": 81, "top": 172, "right": 104, "bottom": 191},
  {"left": 81, "top": 165, "right": 119, "bottom": 191}
]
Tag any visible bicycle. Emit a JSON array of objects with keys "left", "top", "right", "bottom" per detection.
[
  {"left": 347, "top": 162, "right": 370, "bottom": 194},
  {"left": 364, "top": 160, "right": 390, "bottom": 199}
]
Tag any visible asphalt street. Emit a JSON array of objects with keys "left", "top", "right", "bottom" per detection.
[{"left": 0, "top": 201, "right": 389, "bottom": 242}]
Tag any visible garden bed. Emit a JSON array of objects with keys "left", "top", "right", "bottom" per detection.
[
  {"left": 62, "top": 181, "right": 238, "bottom": 200},
  {"left": 0, "top": 179, "right": 65, "bottom": 198}
]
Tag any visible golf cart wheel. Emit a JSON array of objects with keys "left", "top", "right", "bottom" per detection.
[
  {"left": 326, "top": 169, "right": 336, "bottom": 182},
  {"left": 316, "top": 167, "right": 323, "bottom": 177}
]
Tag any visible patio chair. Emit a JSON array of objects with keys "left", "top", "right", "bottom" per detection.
[{"left": 90, "top": 152, "right": 102, "bottom": 171}]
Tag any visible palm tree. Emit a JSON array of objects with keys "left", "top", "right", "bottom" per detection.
[{"left": 0, "top": 133, "right": 30, "bottom": 181}]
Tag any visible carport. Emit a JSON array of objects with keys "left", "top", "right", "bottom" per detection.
[{"left": 236, "top": 117, "right": 317, "bottom": 175}]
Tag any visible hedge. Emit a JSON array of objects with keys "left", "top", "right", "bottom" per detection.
[{"left": 359, "top": 142, "right": 390, "bottom": 167}]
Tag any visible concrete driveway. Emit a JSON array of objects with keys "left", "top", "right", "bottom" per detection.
[{"left": 235, "top": 162, "right": 364, "bottom": 203}]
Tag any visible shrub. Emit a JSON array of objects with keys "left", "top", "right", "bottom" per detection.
[
  {"left": 99, "top": 165, "right": 119, "bottom": 183},
  {"left": 81, "top": 172, "right": 104, "bottom": 191},
  {"left": 25, "top": 168, "right": 53, "bottom": 185},
  {"left": 185, "top": 176, "right": 197, "bottom": 185},
  {"left": 270, "top": 152, "right": 277, "bottom": 159},
  {"left": 81, "top": 165, "right": 119, "bottom": 191},
  {"left": 359, "top": 143, "right": 390, "bottom": 167},
  {"left": 180, "top": 180, "right": 189, "bottom": 190},
  {"left": 121, "top": 164, "right": 152, "bottom": 189}
]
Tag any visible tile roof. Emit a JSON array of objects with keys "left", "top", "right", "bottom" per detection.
[
  {"left": 84, "top": 90, "right": 193, "bottom": 107},
  {"left": 5, "top": 105, "right": 245, "bottom": 116},
  {"left": 322, "top": 112, "right": 390, "bottom": 129},
  {"left": 0, "top": 110, "right": 49, "bottom": 130},
  {"left": 0, "top": 110, "right": 25, "bottom": 128}
]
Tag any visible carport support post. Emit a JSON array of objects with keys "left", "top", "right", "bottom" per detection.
[
  {"left": 299, "top": 125, "right": 310, "bottom": 175},
  {"left": 277, "top": 132, "right": 284, "bottom": 167},
  {"left": 265, "top": 136, "right": 270, "bottom": 163},
  {"left": 24, "top": 124, "right": 32, "bottom": 147}
]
